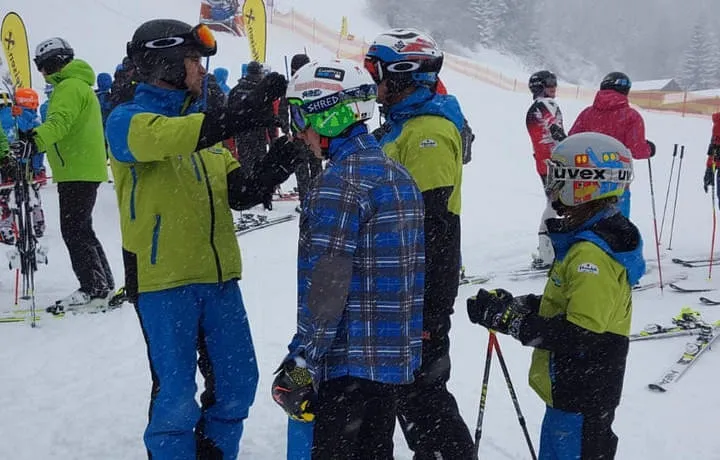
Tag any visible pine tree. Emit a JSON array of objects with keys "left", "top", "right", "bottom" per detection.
[
  {"left": 470, "top": 0, "right": 507, "bottom": 48},
  {"left": 679, "top": 23, "right": 708, "bottom": 90}
]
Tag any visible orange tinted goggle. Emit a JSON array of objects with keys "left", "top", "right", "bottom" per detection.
[
  {"left": 129, "top": 23, "right": 217, "bottom": 57},
  {"left": 363, "top": 58, "right": 383, "bottom": 84}
]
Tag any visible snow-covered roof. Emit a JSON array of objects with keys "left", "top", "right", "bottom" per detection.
[{"left": 631, "top": 78, "right": 678, "bottom": 91}]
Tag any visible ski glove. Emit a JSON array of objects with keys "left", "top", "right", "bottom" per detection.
[
  {"left": 256, "top": 136, "right": 306, "bottom": 188},
  {"left": 647, "top": 140, "right": 656, "bottom": 157},
  {"left": 467, "top": 289, "right": 537, "bottom": 339},
  {"left": 704, "top": 166, "right": 715, "bottom": 193},
  {"left": 271, "top": 356, "right": 316, "bottom": 422}
]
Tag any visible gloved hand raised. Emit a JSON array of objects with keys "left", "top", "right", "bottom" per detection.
[
  {"left": 271, "top": 356, "right": 316, "bottom": 422},
  {"left": 467, "top": 288, "right": 537, "bottom": 338}
]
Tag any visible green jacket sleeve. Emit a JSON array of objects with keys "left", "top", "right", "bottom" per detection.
[{"left": 33, "top": 79, "right": 85, "bottom": 152}]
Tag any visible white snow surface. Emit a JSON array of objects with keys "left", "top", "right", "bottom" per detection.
[{"left": 1, "top": 0, "right": 720, "bottom": 459}]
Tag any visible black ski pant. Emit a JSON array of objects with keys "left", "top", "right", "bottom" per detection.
[
  {"left": 295, "top": 155, "right": 322, "bottom": 205},
  {"left": 58, "top": 182, "right": 114, "bottom": 295},
  {"left": 312, "top": 376, "right": 399, "bottom": 460},
  {"left": 398, "top": 313, "right": 476, "bottom": 460}
]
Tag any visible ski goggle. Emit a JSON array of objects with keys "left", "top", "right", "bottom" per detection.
[
  {"left": 128, "top": 24, "right": 217, "bottom": 57},
  {"left": 363, "top": 58, "right": 383, "bottom": 84},
  {"left": 288, "top": 84, "right": 377, "bottom": 137}
]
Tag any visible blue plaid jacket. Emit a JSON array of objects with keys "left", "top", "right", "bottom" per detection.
[{"left": 288, "top": 124, "right": 425, "bottom": 385}]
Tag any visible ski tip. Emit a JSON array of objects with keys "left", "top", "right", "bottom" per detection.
[{"left": 647, "top": 384, "right": 667, "bottom": 393}]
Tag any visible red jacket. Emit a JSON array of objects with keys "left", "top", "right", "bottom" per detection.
[
  {"left": 707, "top": 112, "right": 720, "bottom": 168},
  {"left": 526, "top": 98, "right": 565, "bottom": 175},
  {"left": 569, "top": 90, "right": 651, "bottom": 160}
]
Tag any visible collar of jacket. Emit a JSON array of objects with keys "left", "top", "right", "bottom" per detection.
[
  {"left": 133, "top": 83, "right": 195, "bottom": 117},
  {"left": 593, "top": 89, "right": 629, "bottom": 111},
  {"left": 386, "top": 86, "right": 465, "bottom": 132},
  {"left": 548, "top": 208, "right": 645, "bottom": 285},
  {"left": 327, "top": 124, "right": 378, "bottom": 162}
]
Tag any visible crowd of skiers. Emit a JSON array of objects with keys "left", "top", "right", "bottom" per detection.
[{"left": 7, "top": 12, "right": 720, "bottom": 460}]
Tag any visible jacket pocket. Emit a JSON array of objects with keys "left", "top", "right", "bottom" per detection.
[
  {"left": 190, "top": 154, "right": 202, "bottom": 182},
  {"left": 150, "top": 214, "right": 161, "bottom": 265},
  {"left": 53, "top": 144, "right": 65, "bottom": 167}
]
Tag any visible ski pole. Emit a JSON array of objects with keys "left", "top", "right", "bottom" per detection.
[
  {"left": 710, "top": 163, "right": 717, "bottom": 280},
  {"left": 491, "top": 333, "right": 537, "bottom": 460},
  {"left": 284, "top": 55, "right": 290, "bottom": 79},
  {"left": 668, "top": 145, "right": 685, "bottom": 250},
  {"left": 659, "top": 144, "right": 678, "bottom": 243},
  {"left": 647, "top": 158, "right": 665, "bottom": 292},
  {"left": 473, "top": 332, "right": 495, "bottom": 457}
]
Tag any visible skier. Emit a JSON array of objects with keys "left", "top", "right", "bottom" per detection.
[
  {"left": 272, "top": 58, "right": 425, "bottom": 459},
  {"left": 467, "top": 132, "right": 645, "bottom": 460},
  {"left": 364, "top": 29, "right": 475, "bottom": 459},
  {"left": 703, "top": 112, "right": 720, "bottom": 201},
  {"left": 569, "top": 71, "right": 655, "bottom": 217},
  {"left": 287, "top": 53, "right": 322, "bottom": 213},
  {"left": 95, "top": 72, "right": 113, "bottom": 127},
  {"left": 107, "top": 19, "right": 301, "bottom": 459},
  {"left": 0, "top": 92, "right": 14, "bottom": 142},
  {"left": 11, "top": 37, "right": 114, "bottom": 310},
  {"left": 229, "top": 61, "right": 278, "bottom": 177},
  {"left": 526, "top": 70, "right": 566, "bottom": 269},
  {"left": 12, "top": 88, "right": 46, "bottom": 236},
  {"left": 212, "top": 67, "right": 231, "bottom": 96}
]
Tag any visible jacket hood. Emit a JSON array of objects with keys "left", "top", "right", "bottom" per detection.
[
  {"left": 133, "top": 83, "right": 193, "bottom": 117},
  {"left": 592, "top": 89, "right": 629, "bottom": 111},
  {"left": 387, "top": 87, "right": 465, "bottom": 132},
  {"left": 46, "top": 59, "right": 96, "bottom": 86},
  {"left": 97, "top": 72, "right": 112, "bottom": 91},
  {"left": 213, "top": 67, "right": 229, "bottom": 84},
  {"left": 549, "top": 208, "right": 646, "bottom": 285},
  {"left": 713, "top": 112, "right": 720, "bottom": 124}
]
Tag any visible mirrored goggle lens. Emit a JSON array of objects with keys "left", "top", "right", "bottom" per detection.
[
  {"left": 289, "top": 103, "right": 308, "bottom": 132},
  {"left": 192, "top": 24, "right": 217, "bottom": 53},
  {"left": 363, "top": 58, "right": 382, "bottom": 83}
]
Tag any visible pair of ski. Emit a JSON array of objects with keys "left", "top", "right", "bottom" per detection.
[
  {"left": 632, "top": 308, "right": 720, "bottom": 392},
  {"left": 671, "top": 256, "right": 720, "bottom": 268},
  {"left": 234, "top": 213, "right": 297, "bottom": 235}
]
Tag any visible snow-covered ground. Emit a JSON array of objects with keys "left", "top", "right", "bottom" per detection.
[{"left": 1, "top": 0, "right": 719, "bottom": 458}]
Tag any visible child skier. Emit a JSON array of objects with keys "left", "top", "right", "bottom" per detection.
[{"left": 467, "top": 132, "right": 645, "bottom": 459}]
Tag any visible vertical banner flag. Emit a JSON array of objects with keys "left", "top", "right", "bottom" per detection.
[
  {"left": 200, "top": 0, "right": 244, "bottom": 37},
  {"left": 242, "top": 0, "right": 267, "bottom": 63},
  {"left": 1, "top": 12, "right": 31, "bottom": 90},
  {"left": 340, "top": 16, "right": 348, "bottom": 39}
]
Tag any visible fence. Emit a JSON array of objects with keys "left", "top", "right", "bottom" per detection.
[{"left": 271, "top": 8, "right": 720, "bottom": 118}]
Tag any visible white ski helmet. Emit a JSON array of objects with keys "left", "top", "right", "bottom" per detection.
[
  {"left": 546, "top": 132, "right": 634, "bottom": 207},
  {"left": 34, "top": 37, "right": 74, "bottom": 74},
  {"left": 364, "top": 28, "right": 443, "bottom": 88},
  {"left": 286, "top": 58, "right": 377, "bottom": 138}
]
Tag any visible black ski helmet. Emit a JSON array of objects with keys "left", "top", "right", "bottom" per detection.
[
  {"left": 127, "top": 19, "right": 217, "bottom": 88},
  {"left": 34, "top": 37, "right": 74, "bottom": 74},
  {"left": 290, "top": 54, "right": 310, "bottom": 75},
  {"left": 600, "top": 71, "right": 631, "bottom": 95},
  {"left": 528, "top": 70, "right": 557, "bottom": 97}
]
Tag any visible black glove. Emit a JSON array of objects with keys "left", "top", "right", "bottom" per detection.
[
  {"left": 254, "top": 136, "right": 306, "bottom": 188},
  {"left": 271, "top": 357, "right": 316, "bottom": 422},
  {"left": 255, "top": 72, "right": 289, "bottom": 103},
  {"left": 9, "top": 139, "right": 33, "bottom": 160},
  {"left": 467, "top": 289, "right": 535, "bottom": 338},
  {"left": 549, "top": 124, "right": 566, "bottom": 142},
  {"left": 647, "top": 140, "right": 656, "bottom": 157},
  {"left": 704, "top": 166, "right": 715, "bottom": 193},
  {"left": 707, "top": 144, "right": 720, "bottom": 159}
]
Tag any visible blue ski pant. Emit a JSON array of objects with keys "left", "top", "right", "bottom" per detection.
[
  {"left": 287, "top": 418, "right": 313, "bottom": 460},
  {"left": 539, "top": 406, "right": 618, "bottom": 460},
  {"left": 135, "top": 281, "right": 259, "bottom": 460}
]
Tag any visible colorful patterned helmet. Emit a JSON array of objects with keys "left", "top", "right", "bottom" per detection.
[
  {"left": 364, "top": 28, "right": 443, "bottom": 89},
  {"left": 546, "top": 132, "right": 634, "bottom": 207},
  {"left": 285, "top": 58, "right": 377, "bottom": 138}
]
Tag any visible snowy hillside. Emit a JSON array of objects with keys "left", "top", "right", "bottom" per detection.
[{"left": 1, "top": 0, "right": 719, "bottom": 459}]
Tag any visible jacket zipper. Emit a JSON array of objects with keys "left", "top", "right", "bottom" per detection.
[
  {"left": 53, "top": 144, "right": 65, "bottom": 167},
  {"left": 130, "top": 166, "right": 137, "bottom": 220},
  {"left": 150, "top": 214, "right": 161, "bottom": 265},
  {"left": 197, "top": 153, "right": 223, "bottom": 283}
]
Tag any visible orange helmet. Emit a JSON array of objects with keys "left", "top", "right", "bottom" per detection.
[{"left": 15, "top": 87, "right": 39, "bottom": 110}]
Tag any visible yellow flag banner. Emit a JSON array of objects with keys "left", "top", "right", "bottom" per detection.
[
  {"left": 242, "top": 0, "right": 267, "bottom": 63},
  {"left": 1, "top": 12, "right": 31, "bottom": 89},
  {"left": 340, "top": 16, "right": 348, "bottom": 39}
]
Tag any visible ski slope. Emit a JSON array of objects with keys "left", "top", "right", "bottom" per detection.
[{"left": 1, "top": 0, "right": 719, "bottom": 458}]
